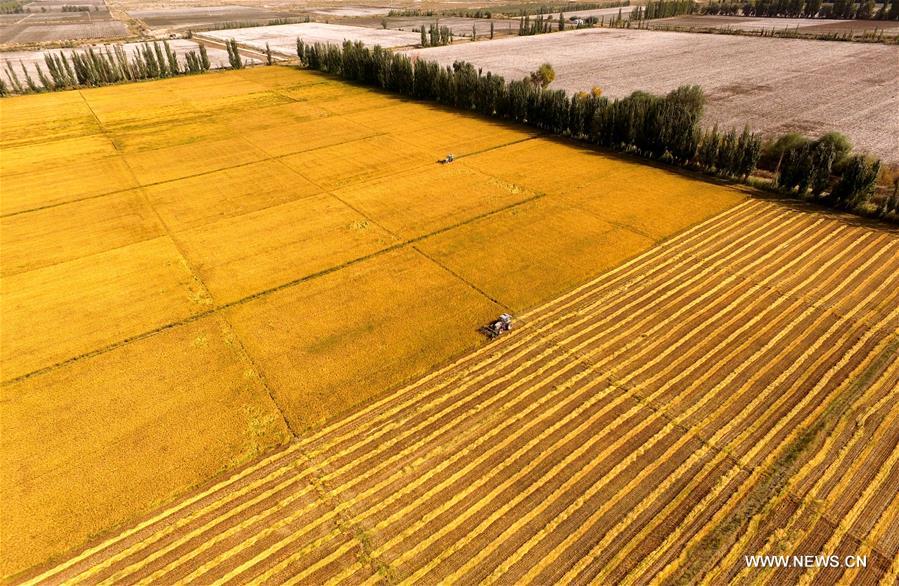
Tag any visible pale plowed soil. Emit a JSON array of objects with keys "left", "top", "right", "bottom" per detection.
[{"left": 19, "top": 200, "right": 899, "bottom": 585}]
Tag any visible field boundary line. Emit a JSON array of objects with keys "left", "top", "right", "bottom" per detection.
[{"left": 76, "top": 89, "right": 299, "bottom": 444}]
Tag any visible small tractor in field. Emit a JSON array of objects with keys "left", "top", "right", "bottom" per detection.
[
  {"left": 483, "top": 313, "right": 513, "bottom": 340},
  {"left": 438, "top": 153, "right": 455, "bottom": 164}
]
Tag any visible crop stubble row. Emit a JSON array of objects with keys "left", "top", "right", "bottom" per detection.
[{"left": 17, "top": 200, "right": 898, "bottom": 585}]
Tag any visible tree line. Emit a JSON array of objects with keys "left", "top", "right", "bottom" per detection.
[
  {"left": 294, "top": 39, "right": 890, "bottom": 220},
  {"left": 418, "top": 23, "right": 454, "bottom": 46},
  {"left": 632, "top": 0, "right": 698, "bottom": 19},
  {"left": 701, "top": 0, "right": 899, "bottom": 18},
  {"left": 0, "top": 0, "right": 24, "bottom": 14},
  {"left": 770, "top": 132, "right": 886, "bottom": 211},
  {"left": 388, "top": 1, "right": 629, "bottom": 18},
  {"left": 514, "top": 1, "right": 696, "bottom": 35},
  {"left": 0, "top": 41, "right": 211, "bottom": 95},
  {"left": 225, "top": 38, "right": 244, "bottom": 69},
  {"left": 518, "top": 14, "right": 556, "bottom": 34}
]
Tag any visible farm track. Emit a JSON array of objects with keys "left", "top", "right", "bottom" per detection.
[{"left": 16, "top": 200, "right": 899, "bottom": 585}]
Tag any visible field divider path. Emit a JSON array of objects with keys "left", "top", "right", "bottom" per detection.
[{"left": 77, "top": 86, "right": 303, "bottom": 447}]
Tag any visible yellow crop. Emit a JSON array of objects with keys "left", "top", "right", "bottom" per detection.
[{"left": 0, "top": 65, "right": 745, "bottom": 579}]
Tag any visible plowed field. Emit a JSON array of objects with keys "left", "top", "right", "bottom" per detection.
[{"left": 18, "top": 200, "right": 898, "bottom": 585}]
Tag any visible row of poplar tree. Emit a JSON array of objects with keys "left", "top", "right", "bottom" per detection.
[
  {"left": 703, "top": 0, "right": 899, "bottom": 18},
  {"left": 514, "top": 1, "right": 696, "bottom": 35},
  {"left": 419, "top": 24, "right": 454, "bottom": 46},
  {"left": 295, "top": 39, "right": 886, "bottom": 215},
  {"left": 0, "top": 41, "right": 211, "bottom": 95}
]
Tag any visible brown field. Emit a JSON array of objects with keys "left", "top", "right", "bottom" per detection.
[
  {"left": 0, "top": 0, "right": 127, "bottom": 46},
  {"left": 652, "top": 14, "right": 899, "bottom": 35},
  {"left": 196, "top": 22, "right": 421, "bottom": 58},
  {"left": 408, "top": 28, "right": 899, "bottom": 162},
  {"left": 16, "top": 200, "right": 898, "bottom": 585},
  {"left": 0, "top": 65, "right": 743, "bottom": 579},
  {"left": 129, "top": 5, "right": 293, "bottom": 32}
]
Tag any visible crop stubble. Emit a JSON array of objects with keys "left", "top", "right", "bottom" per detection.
[{"left": 19, "top": 200, "right": 899, "bottom": 585}]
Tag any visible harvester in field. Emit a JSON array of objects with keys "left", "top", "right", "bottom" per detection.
[
  {"left": 483, "top": 313, "right": 513, "bottom": 340},
  {"left": 438, "top": 153, "right": 455, "bottom": 164}
]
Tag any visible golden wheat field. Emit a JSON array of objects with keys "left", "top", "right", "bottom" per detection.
[
  {"left": 13, "top": 200, "right": 898, "bottom": 586},
  {"left": 0, "top": 65, "right": 749, "bottom": 580}
]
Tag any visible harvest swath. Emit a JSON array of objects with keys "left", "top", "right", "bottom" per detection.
[{"left": 19, "top": 200, "right": 898, "bottom": 585}]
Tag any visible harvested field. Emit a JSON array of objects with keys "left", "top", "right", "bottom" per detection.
[
  {"left": 18, "top": 200, "right": 899, "bottom": 585},
  {"left": 0, "top": 65, "right": 743, "bottom": 579},
  {"left": 651, "top": 14, "right": 899, "bottom": 35},
  {"left": 129, "top": 6, "right": 292, "bottom": 32},
  {"left": 0, "top": 6, "right": 128, "bottom": 45},
  {"left": 312, "top": 6, "right": 390, "bottom": 17},
  {"left": 197, "top": 23, "right": 421, "bottom": 58},
  {"left": 550, "top": 5, "right": 636, "bottom": 18},
  {"left": 408, "top": 28, "right": 899, "bottom": 162},
  {"left": 379, "top": 16, "right": 519, "bottom": 37}
]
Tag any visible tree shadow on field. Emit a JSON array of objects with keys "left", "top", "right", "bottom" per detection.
[
  {"left": 743, "top": 193, "right": 899, "bottom": 234},
  {"left": 516, "top": 134, "right": 899, "bottom": 235},
  {"left": 299, "top": 69, "right": 898, "bottom": 236},
  {"left": 298, "top": 68, "right": 544, "bottom": 135}
]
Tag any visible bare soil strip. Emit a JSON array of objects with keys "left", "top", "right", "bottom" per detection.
[{"left": 16, "top": 200, "right": 898, "bottom": 585}]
